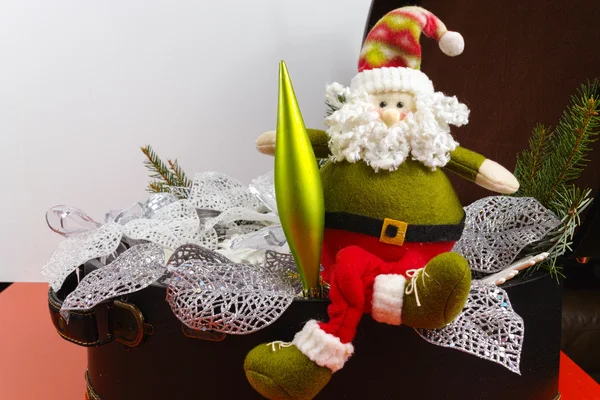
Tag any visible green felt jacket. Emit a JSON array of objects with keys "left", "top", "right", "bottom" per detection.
[{"left": 307, "top": 128, "right": 485, "bottom": 225}]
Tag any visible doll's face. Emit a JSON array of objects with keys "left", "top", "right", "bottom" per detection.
[{"left": 370, "top": 91, "right": 415, "bottom": 127}]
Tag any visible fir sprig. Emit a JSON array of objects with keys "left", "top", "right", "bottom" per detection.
[
  {"left": 548, "top": 186, "right": 593, "bottom": 256},
  {"left": 516, "top": 81, "right": 600, "bottom": 212},
  {"left": 167, "top": 159, "right": 192, "bottom": 188},
  {"left": 514, "top": 124, "right": 553, "bottom": 199},
  {"left": 514, "top": 80, "right": 600, "bottom": 278},
  {"left": 141, "top": 145, "right": 192, "bottom": 196},
  {"left": 325, "top": 93, "right": 346, "bottom": 117},
  {"left": 148, "top": 181, "right": 169, "bottom": 193},
  {"left": 533, "top": 186, "right": 593, "bottom": 278}
]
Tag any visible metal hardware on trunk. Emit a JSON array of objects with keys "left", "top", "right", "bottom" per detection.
[
  {"left": 181, "top": 324, "right": 226, "bottom": 342},
  {"left": 110, "top": 300, "right": 150, "bottom": 347}
]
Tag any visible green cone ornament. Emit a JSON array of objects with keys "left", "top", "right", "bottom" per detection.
[{"left": 274, "top": 61, "right": 324, "bottom": 298}]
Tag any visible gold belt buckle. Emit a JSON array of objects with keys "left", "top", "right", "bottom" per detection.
[{"left": 379, "top": 218, "right": 408, "bottom": 246}]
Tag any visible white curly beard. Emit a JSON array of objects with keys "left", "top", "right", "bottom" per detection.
[{"left": 324, "top": 85, "right": 469, "bottom": 171}]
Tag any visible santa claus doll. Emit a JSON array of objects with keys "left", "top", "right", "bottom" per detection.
[{"left": 245, "top": 6, "right": 519, "bottom": 400}]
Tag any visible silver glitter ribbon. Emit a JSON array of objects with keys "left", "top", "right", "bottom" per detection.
[
  {"left": 59, "top": 243, "right": 166, "bottom": 320},
  {"left": 415, "top": 281, "right": 524, "bottom": 374},
  {"left": 415, "top": 196, "right": 561, "bottom": 373},
  {"left": 453, "top": 196, "right": 561, "bottom": 275},
  {"left": 166, "top": 247, "right": 295, "bottom": 335},
  {"left": 264, "top": 250, "right": 303, "bottom": 294},
  {"left": 167, "top": 243, "right": 231, "bottom": 267}
]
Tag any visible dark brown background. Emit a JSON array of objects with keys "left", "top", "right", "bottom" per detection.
[{"left": 367, "top": 0, "right": 600, "bottom": 205}]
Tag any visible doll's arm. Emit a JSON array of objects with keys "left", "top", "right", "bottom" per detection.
[
  {"left": 445, "top": 146, "right": 520, "bottom": 194},
  {"left": 256, "top": 129, "right": 331, "bottom": 159}
]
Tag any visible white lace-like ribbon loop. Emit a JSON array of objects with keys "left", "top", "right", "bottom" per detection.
[
  {"left": 188, "top": 172, "right": 263, "bottom": 211},
  {"left": 42, "top": 223, "right": 124, "bottom": 291},
  {"left": 42, "top": 171, "right": 282, "bottom": 292}
]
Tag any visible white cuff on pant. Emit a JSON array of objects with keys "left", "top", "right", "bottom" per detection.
[
  {"left": 292, "top": 320, "right": 354, "bottom": 372},
  {"left": 371, "top": 274, "right": 406, "bottom": 326}
]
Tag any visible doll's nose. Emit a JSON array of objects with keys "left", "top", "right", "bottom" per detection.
[{"left": 381, "top": 109, "right": 401, "bottom": 126}]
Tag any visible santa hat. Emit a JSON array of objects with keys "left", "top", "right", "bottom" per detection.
[{"left": 350, "top": 6, "right": 464, "bottom": 96}]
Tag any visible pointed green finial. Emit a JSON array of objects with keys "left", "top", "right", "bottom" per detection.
[{"left": 274, "top": 61, "right": 324, "bottom": 298}]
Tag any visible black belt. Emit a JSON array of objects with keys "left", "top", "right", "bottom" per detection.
[
  {"left": 48, "top": 286, "right": 151, "bottom": 348},
  {"left": 325, "top": 212, "right": 465, "bottom": 245},
  {"left": 48, "top": 268, "right": 224, "bottom": 349}
]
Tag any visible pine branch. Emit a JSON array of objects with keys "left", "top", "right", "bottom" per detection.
[
  {"left": 530, "top": 185, "right": 593, "bottom": 279},
  {"left": 141, "top": 145, "right": 178, "bottom": 187},
  {"left": 536, "top": 81, "right": 600, "bottom": 209},
  {"left": 168, "top": 159, "right": 192, "bottom": 188},
  {"left": 513, "top": 80, "right": 600, "bottom": 280},
  {"left": 325, "top": 93, "right": 346, "bottom": 117},
  {"left": 325, "top": 101, "right": 339, "bottom": 117},
  {"left": 514, "top": 124, "right": 553, "bottom": 197},
  {"left": 148, "top": 181, "right": 168, "bottom": 193},
  {"left": 140, "top": 145, "right": 192, "bottom": 197}
]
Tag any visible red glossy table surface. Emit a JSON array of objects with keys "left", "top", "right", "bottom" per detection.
[{"left": 1, "top": 283, "right": 599, "bottom": 399}]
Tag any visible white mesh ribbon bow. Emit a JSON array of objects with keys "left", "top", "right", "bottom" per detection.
[{"left": 42, "top": 172, "right": 282, "bottom": 291}]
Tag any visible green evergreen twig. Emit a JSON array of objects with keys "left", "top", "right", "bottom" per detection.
[
  {"left": 514, "top": 80, "right": 600, "bottom": 279},
  {"left": 514, "top": 124, "right": 553, "bottom": 199},
  {"left": 168, "top": 159, "right": 192, "bottom": 188},
  {"left": 141, "top": 145, "right": 192, "bottom": 197},
  {"left": 148, "top": 181, "right": 169, "bottom": 193},
  {"left": 325, "top": 93, "right": 346, "bottom": 116},
  {"left": 530, "top": 186, "right": 593, "bottom": 278},
  {"left": 536, "top": 82, "right": 600, "bottom": 211}
]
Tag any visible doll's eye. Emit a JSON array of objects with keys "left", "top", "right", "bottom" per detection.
[
  {"left": 379, "top": 102, "right": 387, "bottom": 108},
  {"left": 396, "top": 102, "right": 404, "bottom": 108}
]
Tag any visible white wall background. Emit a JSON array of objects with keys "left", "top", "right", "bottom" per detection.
[{"left": 0, "top": 1, "right": 370, "bottom": 282}]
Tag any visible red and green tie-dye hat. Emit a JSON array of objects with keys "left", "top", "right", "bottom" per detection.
[{"left": 350, "top": 6, "right": 464, "bottom": 96}]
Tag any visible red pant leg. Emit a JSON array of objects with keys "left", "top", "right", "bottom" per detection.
[
  {"left": 318, "top": 240, "right": 458, "bottom": 343},
  {"left": 318, "top": 246, "right": 387, "bottom": 344}
]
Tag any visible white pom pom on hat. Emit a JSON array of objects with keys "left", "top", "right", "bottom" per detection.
[
  {"left": 353, "top": 6, "right": 464, "bottom": 95},
  {"left": 439, "top": 31, "right": 465, "bottom": 57}
]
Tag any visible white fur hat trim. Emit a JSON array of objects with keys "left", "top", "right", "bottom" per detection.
[{"left": 350, "top": 67, "right": 434, "bottom": 96}]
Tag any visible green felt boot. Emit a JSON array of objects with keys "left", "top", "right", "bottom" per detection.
[
  {"left": 244, "top": 342, "right": 332, "bottom": 400},
  {"left": 401, "top": 252, "right": 471, "bottom": 329}
]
